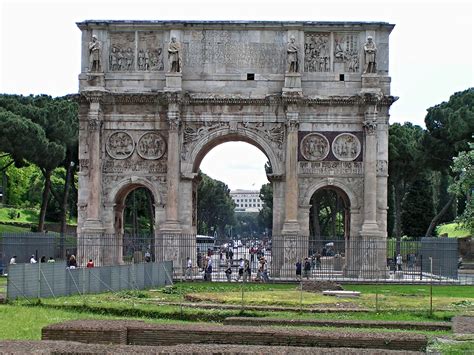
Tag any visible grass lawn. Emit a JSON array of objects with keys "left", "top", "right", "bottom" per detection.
[
  {"left": 0, "top": 304, "right": 191, "bottom": 340},
  {"left": 0, "top": 276, "right": 6, "bottom": 294},
  {"left": 3, "top": 282, "right": 474, "bottom": 353},
  {"left": 0, "top": 208, "right": 39, "bottom": 224},
  {"left": 437, "top": 223, "right": 471, "bottom": 238},
  {"left": 0, "top": 224, "right": 32, "bottom": 233}
]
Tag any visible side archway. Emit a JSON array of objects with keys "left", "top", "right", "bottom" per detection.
[{"left": 106, "top": 177, "right": 163, "bottom": 264}]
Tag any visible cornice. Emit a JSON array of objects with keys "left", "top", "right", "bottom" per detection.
[{"left": 77, "top": 91, "right": 398, "bottom": 107}]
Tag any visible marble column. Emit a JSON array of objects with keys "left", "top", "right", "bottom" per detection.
[
  {"left": 281, "top": 111, "right": 300, "bottom": 235},
  {"left": 82, "top": 100, "right": 104, "bottom": 232},
  {"left": 161, "top": 102, "right": 182, "bottom": 233},
  {"left": 360, "top": 108, "right": 380, "bottom": 238}
]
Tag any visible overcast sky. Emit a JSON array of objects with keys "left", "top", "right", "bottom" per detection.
[{"left": 1, "top": 0, "right": 472, "bottom": 190}]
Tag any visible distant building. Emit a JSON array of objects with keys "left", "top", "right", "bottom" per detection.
[{"left": 230, "top": 189, "right": 263, "bottom": 213}]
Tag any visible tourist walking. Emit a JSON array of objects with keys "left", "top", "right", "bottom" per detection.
[
  {"left": 243, "top": 259, "right": 251, "bottom": 282},
  {"left": 225, "top": 260, "right": 232, "bottom": 282},
  {"left": 396, "top": 253, "right": 403, "bottom": 271},
  {"left": 303, "top": 257, "right": 311, "bottom": 280},
  {"left": 295, "top": 260, "right": 302, "bottom": 281},
  {"left": 236, "top": 258, "right": 244, "bottom": 281},
  {"left": 185, "top": 256, "right": 193, "bottom": 281}
]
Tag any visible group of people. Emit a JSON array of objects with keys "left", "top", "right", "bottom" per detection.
[
  {"left": 185, "top": 254, "right": 270, "bottom": 283},
  {"left": 9, "top": 255, "right": 94, "bottom": 269}
]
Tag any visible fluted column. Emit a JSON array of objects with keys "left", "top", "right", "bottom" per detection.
[
  {"left": 281, "top": 111, "right": 300, "bottom": 235},
  {"left": 360, "top": 108, "right": 381, "bottom": 237},
  {"left": 83, "top": 99, "right": 104, "bottom": 231},
  {"left": 161, "top": 102, "right": 182, "bottom": 232}
]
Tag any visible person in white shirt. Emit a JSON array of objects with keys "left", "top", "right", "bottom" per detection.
[
  {"left": 185, "top": 257, "right": 193, "bottom": 281},
  {"left": 9, "top": 256, "right": 17, "bottom": 265},
  {"left": 30, "top": 255, "right": 37, "bottom": 264}
]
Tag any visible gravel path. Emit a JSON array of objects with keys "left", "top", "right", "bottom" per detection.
[
  {"left": 452, "top": 316, "right": 474, "bottom": 334},
  {"left": 0, "top": 340, "right": 424, "bottom": 354}
]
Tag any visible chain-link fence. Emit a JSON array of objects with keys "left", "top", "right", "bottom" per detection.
[
  {"left": 6, "top": 260, "right": 173, "bottom": 300},
  {"left": 1, "top": 232, "right": 468, "bottom": 284}
]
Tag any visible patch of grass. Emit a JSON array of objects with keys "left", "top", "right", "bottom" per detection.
[
  {"left": 437, "top": 223, "right": 471, "bottom": 238},
  {"left": 0, "top": 224, "right": 32, "bottom": 233},
  {"left": 428, "top": 339, "right": 474, "bottom": 354},
  {"left": 0, "top": 304, "right": 191, "bottom": 340},
  {"left": 0, "top": 208, "right": 38, "bottom": 224}
]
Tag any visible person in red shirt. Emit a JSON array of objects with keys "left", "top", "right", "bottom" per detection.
[{"left": 86, "top": 259, "right": 94, "bottom": 268}]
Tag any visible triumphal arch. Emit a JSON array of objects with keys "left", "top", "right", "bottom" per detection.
[{"left": 76, "top": 20, "right": 396, "bottom": 277}]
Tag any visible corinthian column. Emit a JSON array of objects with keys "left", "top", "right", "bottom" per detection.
[
  {"left": 83, "top": 99, "right": 104, "bottom": 232},
  {"left": 281, "top": 111, "right": 300, "bottom": 235},
  {"left": 161, "top": 101, "right": 181, "bottom": 232},
  {"left": 360, "top": 108, "right": 381, "bottom": 237}
]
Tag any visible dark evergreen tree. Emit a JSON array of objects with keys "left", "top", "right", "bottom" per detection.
[
  {"left": 401, "top": 178, "right": 435, "bottom": 237},
  {"left": 197, "top": 172, "right": 235, "bottom": 237}
]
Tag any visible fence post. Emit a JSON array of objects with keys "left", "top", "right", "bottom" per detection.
[
  {"left": 37, "top": 262, "right": 41, "bottom": 299},
  {"left": 429, "top": 257, "right": 433, "bottom": 316}
]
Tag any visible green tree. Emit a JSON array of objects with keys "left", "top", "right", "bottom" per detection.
[
  {"left": 423, "top": 88, "right": 474, "bottom": 236},
  {"left": 449, "top": 142, "right": 474, "bottom": 233},
  {"left": 258, "top": 182, "right": 273, "bottom": 234},
  {"left": 401, "top": 178, "right": 435, "bottom": 238},
  {"left": 197, "top": 172, "right": 235, "bottom": 237},
  {"left": 0, "top": 95, "right": 78, "bottom": 231},
  {"left": 388, "top": 122, "right": 425, "bottom": 238}
]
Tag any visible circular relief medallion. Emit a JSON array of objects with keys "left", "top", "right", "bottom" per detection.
[
  {"left": 332, "top": 133, "right": 361, "bottom": 161},
  {"left": 300, "top": 133, "right": 330, "bottom": 161},
  {"left": 106, "top": 132, "right": 134, "bottom": 159},
  {"left": 137, "top": 132, "right": 166, "bottom": 160}
]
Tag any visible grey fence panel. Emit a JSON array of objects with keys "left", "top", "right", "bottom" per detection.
[
  {"left": 87, "top": 268, "right": 102, "bottom": 294},
  {"left": 421, "top": 237, "right": 458, "bottom": 279},
  {"left": 6, "top": 261, "right": 173, "bottom": 299},
  {"left": 135, "top": 263, "right": 145, "bottom": 289}
]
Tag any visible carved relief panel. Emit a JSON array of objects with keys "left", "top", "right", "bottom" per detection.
[
  {"left": 331, "top": 133, "right": 361, "bottom": 161},
  {"left": 104, "top": 130, "right": 168, "bottom": 174},
  {"left": 137, "top": 31, "right": 164, "bottom": 71},
  {"left": 333, "top": 33, "right": 360, "bottom": 72},
  {"left": 300, "top": 133, "right": 330, "bottom": 161},
  {"left": 304, "top": 33, "right": 330, "bottom": 72},
  {"left": 106, "top": 132, "right": 135, "bottom": 159},
  {"left": 109, "top": 32, "right": 135, "bottom": 71}
]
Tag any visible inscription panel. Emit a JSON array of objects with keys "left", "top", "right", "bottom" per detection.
[{"left": 182, "top": 30, "right": 286, "bottom": 73}]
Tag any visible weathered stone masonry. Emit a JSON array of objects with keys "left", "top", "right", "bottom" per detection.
[{"left": 76, "top": 20, "right": 396, "bottom": 276}]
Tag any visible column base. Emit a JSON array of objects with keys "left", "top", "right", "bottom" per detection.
[
  {"left": 160, "top": 220, "right": 182, "bottom": 234},
  {"left": 86, "top": 72, "right": 105, "bottom": 87},
  {"left": 81, "top": 219, "right": 105, "bottom": 234},
  {"left": 360, "top": 74, "right": 381, "bottom": 95},
  {"left": 359, "top": 222, "right": 381, "bottom": 238},
  {"left": 282, "top": 73, "right": 303, "bottom": 96},
  {"left": 281, "top": 220, "right": 300, "bottom": 236},
  {"left": 164, "top": 73, "right": 182, "bottom": 91}
]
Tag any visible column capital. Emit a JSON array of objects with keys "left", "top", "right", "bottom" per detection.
[
  {"left": 286, "top": 111, "right": 299, "bottom": 132},
  {"left": 167, "top": 110, "right": 180, "bottom": 131},
  {"left": 363, "top": 118, "right": 377, "bottom": 135}
]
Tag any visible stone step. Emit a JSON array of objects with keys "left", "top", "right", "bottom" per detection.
[{"left": 323, "top": 290, "right": 361, "bottom": 297}]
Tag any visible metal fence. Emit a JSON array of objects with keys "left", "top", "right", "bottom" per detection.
[
  {"left": 1, "top": 232, "right": 468, "bottom": 284},
  {"left": 6, "top": 260, "right": 173, "bottom": 300}
]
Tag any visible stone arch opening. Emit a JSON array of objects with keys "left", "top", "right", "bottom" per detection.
[
  {"left": 309, "top": 186, "right": 350, "bottom": 239},
  {"left": 183, "top": 128, "right": 284, "bottom": 177},
  {"left": 185, "top": 129, "right": 282, "bottom": 236},
  {"left": 112, "top": 182, "right": 157, "bottom": 263}
]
